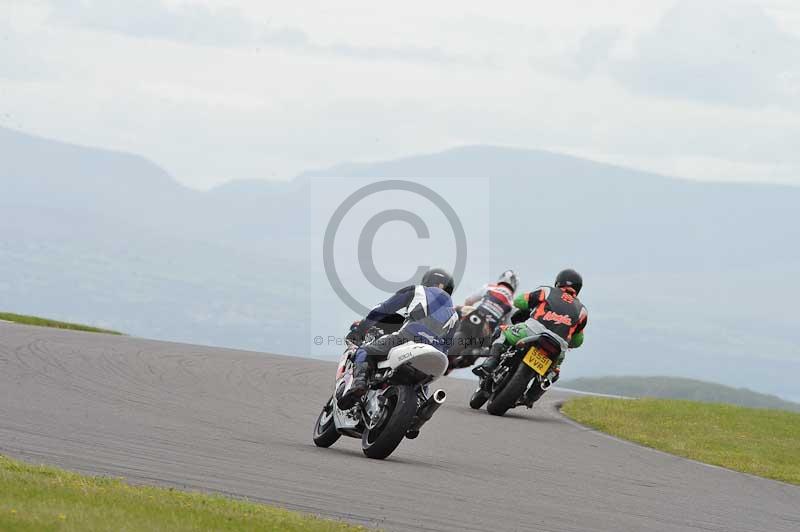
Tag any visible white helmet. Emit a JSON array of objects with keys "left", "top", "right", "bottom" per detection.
[{"left": 497, "top": 270, "right": 518, "bottom": 292}]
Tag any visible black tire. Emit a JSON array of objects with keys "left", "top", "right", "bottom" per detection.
[
  {"left": 361, "top": 385, "right": 418, "bottom": 459},
  {"left": 487, "top": 363, "right": 535, "bottom": 416},
  {"left": 313, "top": 395, "right": 341, "bottom": 448},
  {"left": 469, "top": 386, "right": 490, "bottom": 410}
]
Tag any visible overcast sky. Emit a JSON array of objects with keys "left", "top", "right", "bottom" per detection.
[{"left": 3, "top": 0, "right": 799, "bottom": 188}]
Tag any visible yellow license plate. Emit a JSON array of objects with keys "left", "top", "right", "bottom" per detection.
[{"left": 522, "top": 347, "right": 552, "bottom": 376}]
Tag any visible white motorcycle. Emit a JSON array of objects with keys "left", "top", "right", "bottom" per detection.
[{"left": 312, "top": 330, "right": 448, "bottom": 459}]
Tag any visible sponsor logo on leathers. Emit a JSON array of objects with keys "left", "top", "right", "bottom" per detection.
[{"left": 542, "top": 311, "right": 573, "bottom": 326}]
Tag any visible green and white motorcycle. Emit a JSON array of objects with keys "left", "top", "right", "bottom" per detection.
[{"left": 470, "top": 320, "right": 567, "bottom": 416}]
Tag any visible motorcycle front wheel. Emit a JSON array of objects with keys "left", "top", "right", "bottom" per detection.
[
  {"left": 361, "top": 385, "right": 418, "bottom": 459},
  {"left": 469, "top": 386, "right": 491, "bottom": 410},
  {"left": 313, "top": 395, "right": 341, "bottom": 448}
]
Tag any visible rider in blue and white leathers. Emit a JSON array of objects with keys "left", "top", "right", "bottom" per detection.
[{"left": 338, "top": 268, "right": 457, "bottom": 409}]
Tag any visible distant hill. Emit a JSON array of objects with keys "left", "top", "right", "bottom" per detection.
[
  {"left": 301, "top": 146, "right": 800, "bottom": 402},
  {"left": 2, "top": 126, "right": 799, "bottom": 401},
  {"left": 302, "top": 145, "right": 800, "bottom": 276},
  {"left": 1, "top": 126, "right": 191, "bottom": 221},
  {"left": 560, "top": 376, "right": 800, "bottom": 412},
  {"left": 0, "top": 126, "right": 307, "bottom": 352}
]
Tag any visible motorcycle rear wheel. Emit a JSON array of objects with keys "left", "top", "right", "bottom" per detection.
[
  {"left": 361, "top": 385, "right": 417, "bottom": 459},
  {"left": 313, "top": 395, "right": 341, "bottom": 448},
  {"left": 487, "top": 363, "right": 534, "bottom": 416}
]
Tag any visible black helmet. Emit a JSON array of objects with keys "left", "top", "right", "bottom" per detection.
[
  {"left": 421, "top": 267, "right": 455, "bottom": 295},
  {"left": 555, "top": 269, "right": 583, "bottom": 295},
  {"left": 497, "top": 270, "right": 518, "bottom": 292}
]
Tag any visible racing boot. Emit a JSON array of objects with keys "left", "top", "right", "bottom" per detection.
[
  {"left": 337, "top": 360, "right": 369, "bottom": 410},
  {"left": 472, "top": 341, "right": 504, "bottom": 378}
]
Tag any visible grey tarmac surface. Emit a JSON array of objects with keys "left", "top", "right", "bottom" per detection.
[{"left": 1, "top": 322, "right": 798, "bottom": 531}]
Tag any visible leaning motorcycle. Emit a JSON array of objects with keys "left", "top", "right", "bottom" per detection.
[
  {"left": 469, "top": 321, "right": 565, "bottom": 416},
  {"left": 312, "top": 329, "right": 449, "bottom": 459},
  {"left": 445, "top": 305, "right": 494, "bottom": 375}
]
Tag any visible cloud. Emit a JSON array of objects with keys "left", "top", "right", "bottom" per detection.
[
  {"left": 47, "top": 0, "right": 487, "bottom": 66},
  {"left": 611, "top": 0, "right": 800, "bottom": 108},
  {"left": 0, "top": 17, "right": 50, "bottom": 81},
  {"left": 548, "top": 26, "right": 623, "bottom": 80},
  {"left": 7, "top": 0, "right": 800, "bottom": 188},
  {"left": 574, "top": 27, "right": 623, "bottom": 76},
  {"left": 50, "top": 0, "right": 259, "bottom": 46}
]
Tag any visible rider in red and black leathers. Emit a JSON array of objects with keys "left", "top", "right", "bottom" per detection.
[
  {"left": 475, "top": 269, "right": 588, "bottom": 379},
  {"left": 515, "top": 285, "right": 587, "bottom": 347},
  {"left": 447, "top": 270, "right": 518, "bottom": 371}
]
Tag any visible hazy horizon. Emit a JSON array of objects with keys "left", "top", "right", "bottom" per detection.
[
  {"left": 7, "top": 124, "right": 800, "bottom": 193},
  {"left": 2, "top": 125, "right": 798, "bottom": 402}
]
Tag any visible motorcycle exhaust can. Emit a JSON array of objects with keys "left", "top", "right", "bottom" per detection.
[{"left": 407, "top": 389, "right": 447, "bottom": 433}]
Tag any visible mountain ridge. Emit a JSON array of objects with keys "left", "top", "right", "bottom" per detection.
[{"left": 2, "top": 126, "right": 798, "bottom": 401}]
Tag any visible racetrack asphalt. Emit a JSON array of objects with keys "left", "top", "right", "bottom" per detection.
[{"left": 1, "top": 322, "right": 798, "bottom": 531}]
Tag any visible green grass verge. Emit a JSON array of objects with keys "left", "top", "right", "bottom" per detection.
[
  {"left": 0, "top": 313, "right": 122, "bottom": 335},
  {"left": 559, "top": 376, "right": 800, "bottom": 412},
  {"left": 561, "top": 397, "right": 800, "bottom": 485},
  {"left": 0, "top": 455, "right": 367, "bottom": 532}
]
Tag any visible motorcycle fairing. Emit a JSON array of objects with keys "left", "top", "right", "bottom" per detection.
[{"left": 377, "top": 342, "right": 448, "bottom": 380}]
